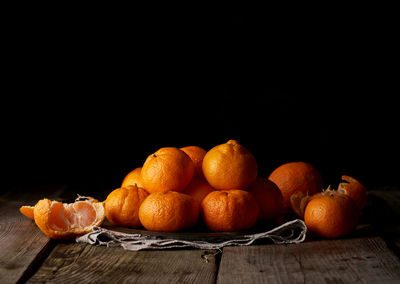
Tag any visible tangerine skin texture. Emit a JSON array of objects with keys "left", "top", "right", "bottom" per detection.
[
  {"left": 183, "top": 178, "right": 215, "bottom": 205},
  {"left": 141, "top": 147, "right": 195, "bottom": 193},
  {"left": 105, "top": 186, "right": 149, "bottom": 228},
  {"left": 121, "top": 167, "right": 144, "bottom": 188},
  {"left": 304, "top": 192, "right": 359, "bottom": 238},
  {"left": 247, "top": 177, "right": 283, "bottom": 222},
  {"left": 202, "top": 140, "right": 258, "bottom": 190},
  {"left": 269, "top": 161, "right": 323, "bottom": 213},
  {"left": 138, "top": 191, "right": 199, "bottom": 232},
  {"left": 200, "top": 189, "right": 259, "bottom": 232},
  {"left": 180, "top": 146, "right": 207, "bottom": 179}
]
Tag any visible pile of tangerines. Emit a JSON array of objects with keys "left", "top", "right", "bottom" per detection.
[{"left": 20, "top": 139, "right": 367, "bottom": 240}]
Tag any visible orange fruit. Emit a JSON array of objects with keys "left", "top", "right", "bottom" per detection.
[
  {"left": 202, "top": 140, "right": 258, "bottom": 190},
  {"left": 338, "top": 175, "right": 367, "bottom": 210},
  {"left": 200, "top": 189, "right": 259, "bottom": 231},
  {"left": 180, "top": 146, "right": 207, "bottom": 178},
  {"left": 121, "top": 167, "right": 144, "bottom": 188},
  {"left": 141, "top": 147, "right": 195, "bottom": 193},
  {"left": 290, "top": 191, "right": 326, "bottom": 219},
  {"left": 105, "top": 185, "right": 149, "bottom": 228},
  {"left": 247, "top": 177, "right": 283, "bottom": 222},
  {"left": 304, "top": 190, "right": 359, "bottom": 238},
  {"left": 183, "top": 177, "right": 215, "bottom": 205},
  {"left": 20, "top": 205, "right": 35, "bottom": 219},
  {"left": 33, "top": 198, "right": 105, "bottom": 239},
  {"left": 268, "top": 161, "right": 323, "bottom": 213},
  {"left": 139, "top": 191, "right": 199, "bottom": 232},
  {"left": 291, "top": 175, "right": 367, "bottom": 218}
]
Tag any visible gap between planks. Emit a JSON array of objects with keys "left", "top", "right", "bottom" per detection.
[
  {"left": 217, "top": 236, "right": 400, "bottom": 284},
  {"left": 28, "top": 243, "right": 220, "bottom": 284}
]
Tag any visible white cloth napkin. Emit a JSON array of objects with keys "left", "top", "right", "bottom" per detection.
[{"left": 76, "top": 219, "right": 307, "bottom": 251}]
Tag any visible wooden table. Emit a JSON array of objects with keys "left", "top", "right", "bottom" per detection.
[{"left": 1, "top": 185, "right": 400, "bottom": 283}]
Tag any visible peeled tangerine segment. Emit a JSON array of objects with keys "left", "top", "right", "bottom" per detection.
[
  {"left": 49, "top": 202, "right": 69, "bottom": 231},
  {"left": 66, "top": 202, "right": 97, "bottom": 228}
]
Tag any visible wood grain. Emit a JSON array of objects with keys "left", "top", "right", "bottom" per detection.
[
  {"left": 28, "top": 242, "right": 219, "bottom": 283},
  {"left": 217, "top": 237, "right": 400, "bottom": 284},
  {"left": 0, "top": 186, "right": 66, "bottom": 284},
  {"left": 366, "top": 187, "right": 400, "bottom": 228}
]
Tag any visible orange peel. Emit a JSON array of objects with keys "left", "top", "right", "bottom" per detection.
[
  {"left": 338, "top": 175, "right": 367, "bottom": 210},
  {"left": 33, "top": 198, "right": 105, "bottom": 239},
  {"left": 19, "top": 205, "right": 35, "bottom": 220}
]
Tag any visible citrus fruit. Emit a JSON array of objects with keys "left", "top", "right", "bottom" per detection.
[
  {"left": 304, "top": 190, "right": 359, "bottom": 238},
  {"left": 20, "top": 205, "right": 34, "bottom": 219},
  {"left": 290, "top": 191, "right": 311, "bottom": 218},
  {"left": 202, "top": 140, "right": 258, "bottom": 190},
  {"left": 105, "top": 185, "right": 149, "bottom": 228},
  {"left": 183, "top": 177, "right": 215, "bottom": 205},
  {"left": 121, "top": 167, "right": 144, "bottom": 188},
  {"left": 247, "top": 177, "right": 283, "bottom": 222},
  {"left": 291, "top": 175, "right": 367, "bottom": 218},
  {"left": 141, "top": 147, "right": 195, "bottom": 193},
  {"left": 33, "top": 198, "right": 105, "bottom": 239},
  {"left": 180, "top": 146, "right": 207, "bottom": 178},
  {"left": 338, "top": 175, "right": 367, "bottom": 210},
  {"left": 200, "top": 189, "right": 259, "bottom": 231},
  {"left": 138, "top": 191, "right": 199, "bottom": 232},
  {"left": 290, "top": 190, "right": 326, "bottom": 219},
  {"left": 269, "top": 161, "right": 323, "bottom": 213}
]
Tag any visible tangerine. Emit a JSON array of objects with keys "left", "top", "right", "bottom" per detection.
[
  {"left": 141, "top": 147, "right": 195, "bottom": 193},
  {"left": 269, "top": 161, "right": 323, "bottom": 213},
  {"left": 292, "top": 175, "right": 367, "bottom": 218},
  {"left": 180, "top": 146, "right": 207, "bottom": 178},
  {"left": 183, "top": 178, "right": 215, "bottom": 205},
  {"left": 200, "top": 189, "right": 259, "bottom": 231},
  {"left": 138, "top": 191, "right": 199, "bottom": 232},
  {"left": 33, "top": 197, "right": 105, "bottom": 239},
  {"left": 121, "top": 167, "right": 144, "bottom": 188},
  {"left": 304, "top": 190, "right": 359, "bottom": 238},
  {"left": 202, "top": 140, "right": 258, "bottom": 190},
  {"left": 247, "top": 177, "right": 283, "bottom": 222},
  {"left": 105, "top": 185, "right": 149, "bottom": 228}
]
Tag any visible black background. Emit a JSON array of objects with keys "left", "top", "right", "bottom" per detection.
[{"left": 2, "top": 12, "right": 398, "bottom": 195}]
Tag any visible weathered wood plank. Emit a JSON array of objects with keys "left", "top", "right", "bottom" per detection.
[
  {"left": 28, "top": 242, "right": 219, "bottom": 283},
  {"left": 364, "top": 187, "right": 400, "bottom": 229},
  {"left": 0, "top": 185, "right": 66, "bottom": 284},
  {"left": 217, "top": 237, "right": 400, "bottom": 284},
  {"left": 369, "top": 187, "right": 400, "bottom": 218}
]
